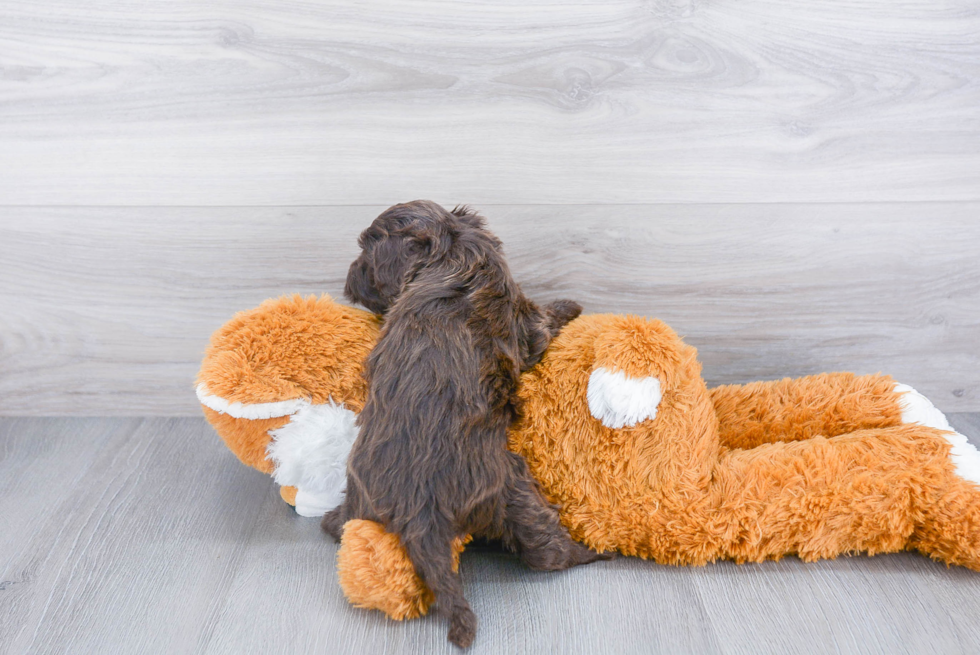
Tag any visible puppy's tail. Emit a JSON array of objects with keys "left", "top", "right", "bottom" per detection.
[{"left": 400, "top": 519, "right": 477, "bottom": 648}]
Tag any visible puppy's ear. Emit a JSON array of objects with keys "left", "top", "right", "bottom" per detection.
[
  {"left": 515, "top": 299, "right": 583, "bottom": 371},
  {"left": 451, "top": 205, "right": 486, "bottom": 230},
  {"left": 541, "top": 299, "right": 582, "bottom": 333},
  {"left": 367, "top": 234, "right": 425, "bottom": 306},
  {"left": 344, "top": 257, "right": 387, "bottom": 314}
]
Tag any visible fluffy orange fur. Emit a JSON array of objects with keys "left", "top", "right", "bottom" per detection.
[
  {"left": 510, "top": 315, "right": 980, "bottom": 567},
  {"left": 710, "top": 372, "right": 904, "bottom": 449},
  {"left": 199, "top": 297, "right": 980, "bottom": 620},
  {"left": 201, "top": 408, "right": 288, "bottom": 473},
  {"left": 198, "top": 294, "right": 379, "bottom": 410},
  {"left": 279, "top": 485, "right": 298, "bottom": 505}
]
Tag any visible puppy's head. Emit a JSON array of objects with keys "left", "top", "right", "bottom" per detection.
[{"left": 345, "top": 200, "right": 488, "bottom": 314}]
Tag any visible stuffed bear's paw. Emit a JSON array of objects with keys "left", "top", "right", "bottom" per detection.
[{"left": 448, "top": 605, "right": 477, "bottom": 649}]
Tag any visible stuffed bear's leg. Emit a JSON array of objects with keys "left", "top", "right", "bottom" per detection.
[
  {"left": 695, "top": 424, "right": 980, "bottom": 569},
  {"left": 909, "top": 475, "right": 980, "bottom": 570},
  {"left": 331, "top": 490, "right": 477, "bottom": 645},
  {"left": 893, "top": 388, "right": 980, "bottom": 568},
  {"left": 709, "top": 373, "right": 905, "bottom": 449}
]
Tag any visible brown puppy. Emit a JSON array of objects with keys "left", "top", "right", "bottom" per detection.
[{"left": 322, "top": 201, "right": 605, "bottom": 648}]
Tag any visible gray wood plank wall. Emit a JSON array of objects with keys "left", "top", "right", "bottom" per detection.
[
  {"left": 1, "top": 204, "right": 977, "bottom": 415},
  {"left": 1, "top": 0, "right": 978, "bottom": 415}
]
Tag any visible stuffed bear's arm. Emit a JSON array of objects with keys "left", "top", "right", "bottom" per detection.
[{"left": 709, "top": 372, "right": 906, "bottom": 449}]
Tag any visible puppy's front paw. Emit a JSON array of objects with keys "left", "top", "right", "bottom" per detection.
[
  {"left": 448, "top": 605, "right": 478, "bottom": 648},
  {"left": 572, "top": 542, "right": 616, "bottom": 565}
]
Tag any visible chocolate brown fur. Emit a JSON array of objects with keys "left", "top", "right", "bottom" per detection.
[{"left": 323, "top": 201, "right": 605, "bottom": 648}]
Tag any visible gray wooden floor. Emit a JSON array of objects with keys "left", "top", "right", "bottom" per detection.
[{"left": 2, "top": 415, "right": 980, "bottom": 655}]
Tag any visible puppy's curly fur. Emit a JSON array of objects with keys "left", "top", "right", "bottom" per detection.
[{"left": 323, "top": 201, "right": 605, "bottom": 648}]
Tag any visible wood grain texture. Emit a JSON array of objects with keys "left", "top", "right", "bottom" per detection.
[
  {"left": 2, "top": 416, "right": 980, "bottom": 654},
  {"left": 1, "top": 203, "right": 977, "bottom": 415},
  {"left": 1, "top": 0, "right": 979, "bottom": 205}
]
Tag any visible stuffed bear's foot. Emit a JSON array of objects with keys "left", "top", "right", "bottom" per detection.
[
  {"left": 910, "top": 483, "right": 980, "bottom": 571},
  {"left": 896, "top": 383, "right": 980, "bottom": 485},
  {"left": 894, "top": 384, "right": 980, "bottom": 570}
]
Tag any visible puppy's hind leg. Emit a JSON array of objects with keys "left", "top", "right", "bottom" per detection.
[
  {"left": 500, "top": 452, "right": 612, "bottom": 570},
  {"left": 321, "top": 503, "right": 347, "bottom": 541},
  {"left": 400, "top": 515, "right": 477, "bottom": 648},
  {"left": 323, "top": 480, "right": 372, "bottom": 542}
]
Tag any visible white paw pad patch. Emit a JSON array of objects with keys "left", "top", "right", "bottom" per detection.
[
  {"left": 587, "top": 367, "right": 663, "bottom": 429},
  {"left": 896, "top": 383, "right": 980, "bottom": 485}
]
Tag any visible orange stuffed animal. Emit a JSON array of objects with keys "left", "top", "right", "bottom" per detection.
[{"left": 199, "top": 294, "right": 980, "bottom": 623}]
